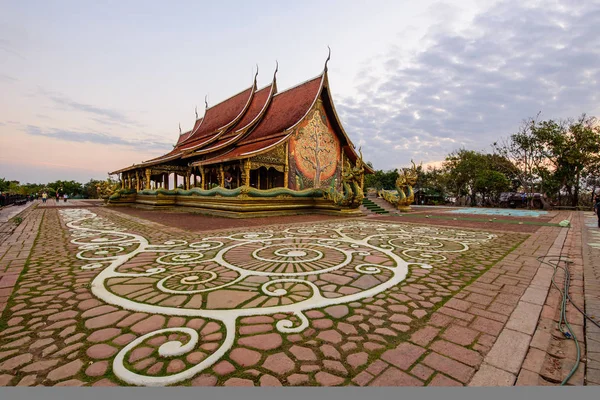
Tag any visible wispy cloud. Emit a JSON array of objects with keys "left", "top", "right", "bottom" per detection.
[
  {"left": 339, "top": 0, "right": 600, "bottom": 170},
  {"left": 0, "top": 73, "right": 17, "bottom": 83},
  {"left": 0, "top": 39, "right": 26, "bottom": 60},
  {"left": 38, "top": 87, "right": 140, "bottom": 127},
  {"left": 23, "top": 125, "right": 172, "bottom": 151}
]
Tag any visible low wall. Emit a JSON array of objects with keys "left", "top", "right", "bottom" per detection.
[{"left": 107, "top": 187, "right": 363, "bottom": 218}]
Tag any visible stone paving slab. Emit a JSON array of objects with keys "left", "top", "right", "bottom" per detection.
[
  {"left": 0, "top": 206, "right": 578, "bottom": 387},
  {"left": 0, "top": 201, "right": 37, "bottom": 223},
  {"left": 582, "top": 212, "right": 600, "bottom": 385}
]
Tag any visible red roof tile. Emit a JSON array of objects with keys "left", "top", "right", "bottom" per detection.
[
  {"left": 182, "top": 87, "right": 253, "bottom": 146},
  {"left": 175, "top": 130, "right": 193, "bottom": 146},
  {"left": 243, "top": 76, "right": 322, "bottom": 143},
  {"left": 189, "top": 83, "right": 275, "bottom": 156},
  {"left": 230, "top": 84, "right": 272, "bottom": 132}
]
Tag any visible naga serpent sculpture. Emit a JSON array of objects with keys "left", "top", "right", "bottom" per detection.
[
  {"left": 324, "top": 148, "right": 365, "bottom": 208},
  {"left": 379, "top": 160, "right": 419, "bottom": 211}
]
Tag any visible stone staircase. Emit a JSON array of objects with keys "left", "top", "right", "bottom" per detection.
[
  {"left": 360, "top": 196, "right": 403, "bottom": 215},
  {"left": 361, "top": 197, "right": 391, "bottom": 215}
]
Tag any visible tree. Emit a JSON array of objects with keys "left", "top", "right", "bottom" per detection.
[
  {"left": 443, "top": 149, "right": 517, "bottom": 206},
  {"left": 0, "top": 178, "right": 9, "bottom": 193},
  {"left": 539, "top": 114, "right": 600, "bottom": 207},
  {"left": 443, "top": 149, "right": 487, "bottom": 205},
  {"left": 494, "top": 114, "right": 547, "bottom": 207},
  {"left": 474, "top": 170, "right": 510, "bottom": 205}
]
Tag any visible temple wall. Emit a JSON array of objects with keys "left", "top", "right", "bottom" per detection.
[{"left": 287, "top": 100, "right": 342, "bottom": 191}]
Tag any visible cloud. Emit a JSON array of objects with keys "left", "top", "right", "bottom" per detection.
[
  {"left": 23, "top": 125, "right": 172, "bottom": 152},
  {"left": 0, "top": 39, "right": 26, "bottom": 60},
  {"left": 38, "top": 87, "right": 139, "bottom": 127},
  {"left": 0, "top": 73, "right": 17, "bottom": 83},
  {"left": 338, "top": 0, "right": 600, "bottom": 171}
]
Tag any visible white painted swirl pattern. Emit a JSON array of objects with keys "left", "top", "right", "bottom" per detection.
[{"left": 59, "top": 208, "right": 496, "bottom": 386}]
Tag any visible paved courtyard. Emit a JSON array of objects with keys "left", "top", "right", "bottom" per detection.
[{"left": 0, "top": 203, "right": 597, "bottom": 386}]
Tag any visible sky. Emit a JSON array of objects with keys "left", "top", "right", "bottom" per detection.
[{"left": 1, "top": 0, "right": 599, "bottom": 184}]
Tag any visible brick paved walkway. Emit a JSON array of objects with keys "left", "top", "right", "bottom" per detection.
[
  {"left": 0, "top": 205, "right": 592, "bottom": 387},
  {"left": 582, "top": 212, "right": 600, "bottom": 385}
]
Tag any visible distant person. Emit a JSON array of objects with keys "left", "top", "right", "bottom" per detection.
[
  {"left": 224, "top": 175, "right": 233, "bottom": 189},
  {"left": 64, "top": 193, "right": 68, "bottom": 203},
  {"left": 42, "top": 192, "right": 47, "bottom": 204},
  {"left": 594, "top": 195, "right": 600, "bottom": 228}
]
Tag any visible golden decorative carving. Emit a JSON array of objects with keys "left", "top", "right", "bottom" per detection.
[
  {"left": 250, "top": 145, "right": 286, "bottom": 166},
  {"left": 324, "top": 147, "right": 365, "bottom": 208},
  {"left": 145, "top": 169, "right": 151, "bottom": 190},
  {"left": 378, "top": 160, "right": 419, "bottom": 211}
]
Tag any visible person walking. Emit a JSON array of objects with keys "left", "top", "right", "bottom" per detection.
[
  {"left": 42, "top": 192, "right": 47, "bottom": 204},
  {"left": 224, "top": 174, "right": 233, "bottom": 189},
  {"left": 64, "top": 193, "right": 68, "bottom": 203},
  {"left": 594, "top": 195, "right": 600, "bottom": 228}
]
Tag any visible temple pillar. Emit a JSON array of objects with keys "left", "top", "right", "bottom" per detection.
[
  {"left": 199, "top": 167, "right": 205, "bottom": 190},
  {"left": 120, "top": 173, "right": 124, "bottom": 189},
  {"left": 244, "top": 159, "right": 250, "bottom": 187},
  {"left": 186, "top": 170, "right": 191, "bottom": 190},
  {"left": 145, "top": 169, "right": 151, "bottom": 190},
  {"left": 164, "top": 173, "right": 170, "bottom": 190},
  {"left": 284, "top": 142, "right": 289, "bottom": 188},
  {"left": 219, "top": 165, "right": 225, "bottom": 187},
  {"left": 135, "top": 171, "right": 140, "bottom": 192}
]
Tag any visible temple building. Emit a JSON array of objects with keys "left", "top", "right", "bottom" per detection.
[{"left": 109, "top": 55, "right": 373, "bottom": 217}]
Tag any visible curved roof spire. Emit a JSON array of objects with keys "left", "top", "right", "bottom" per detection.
[
  {"left": 205, "top": 95, "right": 208, "bottom": 109},
  {"left": 324, "top": 45, "right": 331, "bottom": 72},
  {"left": 272, "top": 60, "right": 279, "bottom": 93},
  {"left": 179, "top": 123, "right": 182, "bottom": 135},
  {"left": 195, "top": 106, "right": 198, "bottom": 120},
  {"left": 254, "top": 64, "right": 259, "bottom": 86}
]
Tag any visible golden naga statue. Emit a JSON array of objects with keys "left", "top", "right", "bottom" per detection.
[
  {"left": 324, "top": 148, "right": 365, "bottom": 208},
  {"left": 97, "top": 178, "right": 120, "bottom": 202},
  {"left": 378, "top": 160, "right": 419, "bottom": 211}
]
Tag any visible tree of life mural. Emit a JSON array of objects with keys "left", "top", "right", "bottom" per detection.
[{"left": 292, "top": 107, "right": 340, "bottom": 188}]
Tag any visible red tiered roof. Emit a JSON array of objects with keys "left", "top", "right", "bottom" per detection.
[
  {"left": 241, "top": 76, "right": 322, "bottom": 143},
  {"left": 175, "top": 130, "right": 193, "bottom": 146},
  {"left": 186, "top": 82, "right": 276, "bottom": 157},
  {"left": 110, "top": 64, "right": 371, "bottom": 175},
  {"left": 179, "top": 86, "right": 254, "bottom": 150}
]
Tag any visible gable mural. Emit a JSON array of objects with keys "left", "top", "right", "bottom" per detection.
[{"left": 289, "top": 101, "right": 341, "bottom": 190}]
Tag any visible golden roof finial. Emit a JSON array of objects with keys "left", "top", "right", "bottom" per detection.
[{"left": 324, "top": 45, "right": 331, "bottom": 72}]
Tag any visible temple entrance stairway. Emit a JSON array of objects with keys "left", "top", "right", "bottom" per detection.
[{"left": 360, "top": 196, "right": 400, "bottom": 215}]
